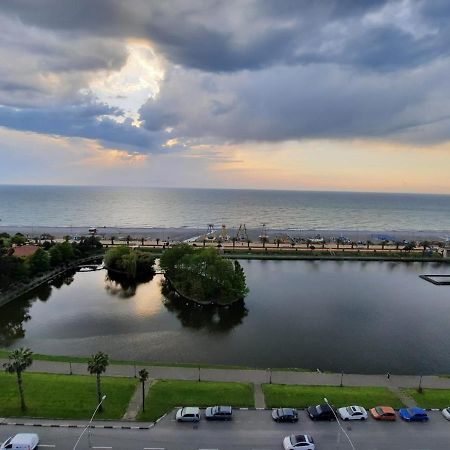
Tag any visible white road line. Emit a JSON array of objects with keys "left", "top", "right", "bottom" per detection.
[
  {"left": 143, "top": 447, "right": 165, "bottom": 450},
  {"left": 39, "top": 445, "right": 56, "bottom": 448},
  {"left": 92, "top": 447, "right": 112, "bottom": 449}
]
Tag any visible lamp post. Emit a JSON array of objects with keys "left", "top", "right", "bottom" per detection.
[
  {"left": 72, "top": 394, "right": 107, "bottom": 450},
  {"left": 323, "top": 397, "right": 356, "bottom": 450}
]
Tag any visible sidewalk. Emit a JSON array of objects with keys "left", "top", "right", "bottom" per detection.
[{"left": 2, "top": 358, "right": 450, "bottom": 389}]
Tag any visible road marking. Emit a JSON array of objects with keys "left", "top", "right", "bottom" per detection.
[
  {"left": 144, "top": 447, "right": 165, "bottom": 450},
  {"left": 92, "top": 447, "right": 112, "bottom": 449},
  {"left": 39, "top": 445, "right": 56, "bottom": 448}
]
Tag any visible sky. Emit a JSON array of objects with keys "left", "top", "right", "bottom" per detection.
[{"left": 0, "top": 0, "right": 450, "bottom": 193}]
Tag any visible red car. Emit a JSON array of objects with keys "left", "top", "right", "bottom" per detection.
[{"left": 370, "top": 406, "right": 396, "bottom": 421}]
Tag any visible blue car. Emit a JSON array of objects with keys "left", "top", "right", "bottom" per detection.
[{"left": 399, "top": 407, "right": 429, "bottom": 422}]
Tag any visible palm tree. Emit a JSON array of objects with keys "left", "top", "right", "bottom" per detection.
[
  {"left": 126, "top": 235, "right": 131, "bottom": 246},
  {"left": 110, "top": 236, "right": 116, "bottom": 246},
  {"left": 419, "top": 241, "right": 430, "bottom": 255},
  {"left": 381, "top": 240, "right": 389, "bottom": 250},
  {"left": 232, "top": 237, "right": 237, "bottom": 250},
  {"left": 156, "top": 238, "right": 160, "bottom": 246},
  {"left": 366, "top": 240, "right": 373, "bottom": 250},
  {"left": 247, "top": 239, "right": 252, "bottom": 249},
  {"left": 141, "top": 237, "right": 145, "bottom": 246},
  {"left": 138, "top": 368, "right": 149, "bottom": 412},
  {"left": 87, "top": 352, "right": 109, "bottom": 412},
  {"left": 3, "top": 347, "right": 33, "bottom": 411}
]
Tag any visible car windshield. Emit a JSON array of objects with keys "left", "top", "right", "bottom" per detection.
[
  {"left": 347, "top": 406, "right": 355, "bottom": 414},
  {"left": 407, "top": 408, "right": 415, "bottom": 415},
  {"left": 316, "top": 405, "right": 322, "bottom": 414},
  {"left": 282, "top": 409, "right": 292, "bottom": 416},
  {"left": 375, "top": 407, "right": 384, "bottom": 415},
  {"left": 212, "top": 406, "right": 219, "bottom": 414}
]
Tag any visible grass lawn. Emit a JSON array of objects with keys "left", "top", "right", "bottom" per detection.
[
  {"left": 263, "top": 384, "right": 404, "bottom": 409},
  {"left": 404, "top": 388, "right": 450, "bottom": 409},
  {"left": 138, "top": 380, "right": 254, "bottom": 421},
  {"left": 0, "top": 372, "right": 137, "bottom": 419}
]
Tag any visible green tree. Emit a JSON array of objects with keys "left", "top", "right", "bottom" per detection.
[
  {"left": 3, "top": 347, "right": 33, "bottom": 411},
  {"left": 49, "top": 245, "right": 62, "bottom": 266},
  {"left": 11, "top": 233, "right": 27, "bottom": 246},
  {"left": 87, "top": 351, "right": 109, "bottom": 412},
  {"left": 138, "top": 368, "right": 149, "bottom": 412},
  {"left": 28, "top": 248, "right": 50, "bottom": 274}
]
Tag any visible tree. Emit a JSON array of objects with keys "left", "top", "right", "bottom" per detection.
[
  {"left": 156, "top": 238, "right": 160, "bottom": 246},
  {"left": 3, "top": 347, "right": 33, "bottom": 411},
  {"left": 419, "top": 241, "right": 430, "bottom": 255},
  {"left": 49, "top": 245, "right": 62, "bottom": 266},
  {"left": 28, "top": 248, "right": 50, "bottom": 274},
  {"left": 126, "top": 235, "right": 131, "bottom": 246},
  {"left": 231, "top": 237, "right": 237, "bottom": 250},
  {"left": 138, "top": 368, "right": 149, "bottom": 412},
  {"left": 87, "top": 352, "right": 109, "bottom": 412},
  {"left": 381, "top": 240, "right": 389, "bottom": 250},
  {"left": 11, "top": 233, "right": 27, "bottom": 246},
  {"left": 366, "top": 240, "right": 373, "bottom": 250},
  {"left": 110, "top": 236, "right": 116, "bottom": 246}
]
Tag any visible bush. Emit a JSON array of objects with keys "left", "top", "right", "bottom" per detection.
[{"left": 105, "top": 246, "right": 155, "bottom": 279}]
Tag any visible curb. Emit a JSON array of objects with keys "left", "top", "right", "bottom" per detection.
[{"left": 0, "top": 421, "right": 154, "bottom": 430}]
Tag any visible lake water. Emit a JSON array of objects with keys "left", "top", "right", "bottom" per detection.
[
  {"left": 2, "top": 259, "right": 450, "bottom": 375},
  {"left": 1, "top": 185, "right": 450, "bottom": 231}
]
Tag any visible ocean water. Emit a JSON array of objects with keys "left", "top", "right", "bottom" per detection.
[{"left": 0, "top": 185, "right": 449, "bottom": 231}]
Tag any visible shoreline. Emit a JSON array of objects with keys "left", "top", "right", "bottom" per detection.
[{"left": 1, "top": 225, "right": 449, "bottom": 242}]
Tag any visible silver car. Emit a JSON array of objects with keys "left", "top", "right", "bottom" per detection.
[{"left": 176, "top": 406, "right": 200, "bottom": 422}]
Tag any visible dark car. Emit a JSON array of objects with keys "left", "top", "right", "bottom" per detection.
[
  {"left": 307, "top": 404, "right": 336, "bottom": 421},
  {"left": 272, "top": 408, "right": 299, "bottom": 423},
  {"left": 205, "top": 405, "right": 232, "bottom": 420}
]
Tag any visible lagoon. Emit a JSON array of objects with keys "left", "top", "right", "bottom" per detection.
[{"left": 1, "top": 260, "right": 450, "bottom": 375}]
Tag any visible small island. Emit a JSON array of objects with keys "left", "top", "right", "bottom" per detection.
[
  {"left": 104, "top": 246, "right": 155, "bottom": 279},
  {"left": 160, "top": 244, "right": 249, "bottom": 305}
]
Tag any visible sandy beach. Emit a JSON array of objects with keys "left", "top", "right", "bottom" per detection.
[{"left": 1, "top": 225, "right": 448, "bottom": 243}]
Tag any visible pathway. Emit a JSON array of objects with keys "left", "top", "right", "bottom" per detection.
[
  {"left": 253, "top": 383, "right": 266, "bottom": 408},
  {"left": 122, "top": 379, "right": 152, "bottom": 420},
  {"left": 1, "top": 359, "right": 450, "bottom": 390}
]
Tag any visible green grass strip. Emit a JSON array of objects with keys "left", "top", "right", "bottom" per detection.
[
  {"left": 263, "top": 384, "right": 404, "bottom": 409},
  {"left": 0, "top": 372, "right": 137, "bottom": 419},
  {"left": 138, "top": 379, "right": 254, "bottom": 421},
  {"left": 404, "top": 388, "right": 450, "bottom": 409}
]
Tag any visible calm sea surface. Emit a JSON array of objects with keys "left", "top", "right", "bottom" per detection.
[
  {"left": 2, "top": 260, "right": 450, "bottom": 374},
  {"left": 1, "top": 185, "right": 450, "bottom": 230}
]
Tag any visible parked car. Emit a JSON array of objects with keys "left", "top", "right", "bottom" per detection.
[
  {"left": 442, "top": 407, "right": 450, "bottom": 421},
  {"left": 307, "top": 403, "right": 336, "bottom": 421},
  {"left": 370, "top": 406, "right": 396, "bottom": 421},
  {"left": 0, "top": 433, "right": 39, "bottom": 450},
  {"left": 338, "top": 405, "right": 368, "bottom": 421},
  {"left": 205, "top": 405, "right": 232, "bottom": 420},
  {"left": 399, "top": 407, "right": 429, "bottom": 422},
  {"left": 283, "top": 434, "right": 315, "bottom": 450},
  {"left": 272, "top": 408, "right": 298, "bottom": 422},
  {"left": 175, "top": 407, "right": 200, "bottom": 422}
]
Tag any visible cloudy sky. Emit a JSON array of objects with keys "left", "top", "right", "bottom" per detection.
[{"left": 1, "top": 0, "right": 450, "bottom": 193}]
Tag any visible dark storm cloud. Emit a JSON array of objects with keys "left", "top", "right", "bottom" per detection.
[
  {"left": 0, "top": 99, "right": 166, "bottom": 152},
  {"left": 2, "top": 0, "right": 448, "bottom": 73}
]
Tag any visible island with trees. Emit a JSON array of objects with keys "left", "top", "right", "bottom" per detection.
[
  {"left": 160, "top": 244, "right": 249, "bottom": 305},
  {"left": 104, "top": 246, "right": 155, "bottom": 280}
]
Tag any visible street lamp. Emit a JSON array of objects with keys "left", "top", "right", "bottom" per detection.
[
  {"left": 323, "top": 397, "right": 356, "bottom": 450},
  {"left": 72, "top": 394, "right": 107, "bottom": 450}
]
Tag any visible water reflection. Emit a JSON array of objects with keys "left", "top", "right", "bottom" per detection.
[
  {"left": 0, "top": 271, "right": 75, "bottom": 346},
  {"left": 104, "top": 269, "right": 154, "bottom": 299},
  {"left": 160, "top": 280, "right": 248, "bottom": 332}
]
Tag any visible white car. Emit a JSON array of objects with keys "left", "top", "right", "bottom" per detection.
[
  {"left": 442, "top": 407, "right": 450, "bottom": 420},
  {"left": 283, "top": 434, "right": 315, "bottom": 450},
  {"left": 338, "top": 405, "right": 368, "bottom": 421},
  {"left": 1, "top": 433, "right": 39, "bottom": 450},
  {"left": 176, "top": 406, "right": 200, "bottom": 422}
]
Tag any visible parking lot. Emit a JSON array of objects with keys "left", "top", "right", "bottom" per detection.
[{"left": 1, "top": 409, "right": 449, "bottom": 449}]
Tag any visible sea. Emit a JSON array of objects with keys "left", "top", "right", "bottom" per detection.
[{"left": 0, "top": 185, "right": 449, "bottom": 232}]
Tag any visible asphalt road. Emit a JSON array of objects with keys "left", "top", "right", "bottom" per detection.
[{"left": 0, "top": 410, "right": 449, "bottom": 450}]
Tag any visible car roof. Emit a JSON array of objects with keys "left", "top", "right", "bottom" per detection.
[
  {"left": 217, "top": 406, "right": 232, "bottom": 412},
  {"left": 408, "top": 407, "right": 426, "bottom": 414},
  {"left": 182, "top": 407, "right": 199, "bottom": 414},
  {"left": 281, "top": 408, "right": 295, "bottom": 415},
  {"left": 377, "top": 406, "right": 395, "bottom": 413}
]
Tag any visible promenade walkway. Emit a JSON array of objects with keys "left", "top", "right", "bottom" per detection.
[{"left": 2, "top": 358, "right": 450, "bottom": 390}]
